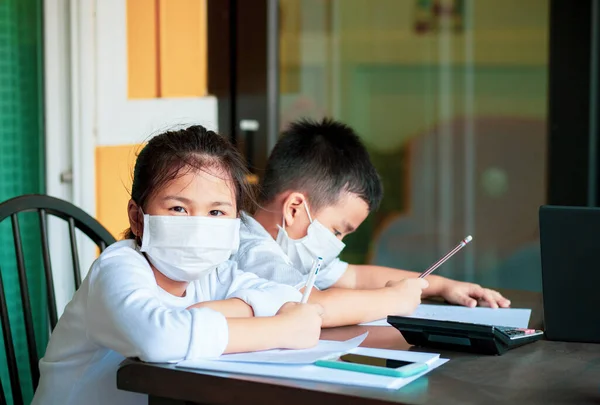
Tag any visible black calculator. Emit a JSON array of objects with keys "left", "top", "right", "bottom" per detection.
[{"left": 387, "top": 316, "right": 544, "bottom": 355}]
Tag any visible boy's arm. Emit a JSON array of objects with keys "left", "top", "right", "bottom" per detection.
[
  {"left": 305, "top": 278, "right": 428, "bottom": 328},
  {"left": 306, "top": 287, "right": 392, "bottom": 327},
  {"left": 335, "top": 264, "right": 511, "bottom": 309},
  {"left": 335, "top": 264, "right": 448, "bottom": 296},
  {"left": 334, "top": 264, "right": 419, "bottom": 289}
]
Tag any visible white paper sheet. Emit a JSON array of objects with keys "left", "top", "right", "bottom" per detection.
[
  {"left": 177, "top": 346, "right": 447, "bottom": 390},
  {"left": 215, "top": 333, "right": 368, "bottom": 364},
  {"left": 360, "top": 304, "right": 532, "bottom": 328}
]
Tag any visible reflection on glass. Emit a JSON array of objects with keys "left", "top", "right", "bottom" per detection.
[{"left": 279, "top": 0, "right": 548, "bottom": 291}]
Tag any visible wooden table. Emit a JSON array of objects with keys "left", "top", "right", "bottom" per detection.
[{"left": 117, "top": 290, "right": 600, "bottom": 405}]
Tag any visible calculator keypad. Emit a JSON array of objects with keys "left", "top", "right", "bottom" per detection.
[{"left": 496, "top": 326, "right": 543, "bottom": 340}]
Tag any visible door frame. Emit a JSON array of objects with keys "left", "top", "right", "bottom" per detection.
[
  {"left": 43, "top": 0, "right": 98, "bottom": 313},
  {"left": 207, "top": 0, "right": 279, "bottom": 176},
  {"left": 44, "top": 0, "right": 97, "bottom": 215}
]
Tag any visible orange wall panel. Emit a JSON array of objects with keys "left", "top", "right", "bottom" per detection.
[
  {"left": 96, "top": 145, "right": 140, "bottom": 240},
  {"left": 127, "top": 0, "right": 159, "bottom": 98},
  {"left": 158, "top": 0, "right": 207, "bottom": 97}
]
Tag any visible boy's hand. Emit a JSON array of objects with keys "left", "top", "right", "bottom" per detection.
[
  {"left": 439, "top": 280, "right": 511, "bottom": 308},
  {"left": 385, "top": 278, "right": 429, "bottom": 315},
  {"left": 276, "top": 302, "right": 324, "bottom": 349}
]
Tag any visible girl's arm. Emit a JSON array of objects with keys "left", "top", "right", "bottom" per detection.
[
  {"left": 225, "top": 302, "right": 323, "bottom": 353},
  {"left": 217, "top": 263, "right": 303, "bottom": 317},
  {"left": 86, "top": 253, "right": 320, "bottom": 362},
  {"left": 186, "top": 263, "right": 304, "bottom": 318},
  {"left": 86, "top": 258, "right": 230, "bottom": 362},
  {"left": 187, "top": 301, "right": 324, "bottom": 352},
  {"left": 187, "top": 298, "right": 254, "bottom": 318}
]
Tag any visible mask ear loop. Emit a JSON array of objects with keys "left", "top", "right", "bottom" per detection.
[
  {"left": 303, "top": 201, "right": 314, "bottom": 223},
  {"left": 216, "top": 263, "right": 226, "bottom": 284},
  {"left": 136, "top": 206, "right": 145, "bottom": 248}
]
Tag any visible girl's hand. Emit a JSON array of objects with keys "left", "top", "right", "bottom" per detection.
[{"left": 276, "top": 302, "right": 324, "bottom": 349}]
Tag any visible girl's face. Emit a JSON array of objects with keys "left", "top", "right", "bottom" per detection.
[{"left": 128, "top": 165, "right": 237, "bottom": 235}]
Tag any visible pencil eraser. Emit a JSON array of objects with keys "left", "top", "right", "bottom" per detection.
[{"left": 465, "top": 235, "right": 473, "bottom": 243}]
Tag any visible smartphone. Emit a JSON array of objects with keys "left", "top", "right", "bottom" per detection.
[
  {"left": 314, "top": 353, "right": 428, "bottom": 378},
  {"left": 340, "top": 353, "right": 415, "bottom": 369}
]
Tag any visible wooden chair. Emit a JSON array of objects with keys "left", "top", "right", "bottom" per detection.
[{"left": 0, "top": 194, "right": 116, "bottom": 405}]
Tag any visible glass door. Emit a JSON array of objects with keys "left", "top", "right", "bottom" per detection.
[{"left": 277, "top": 0, "right": 549, "bottom": 291}]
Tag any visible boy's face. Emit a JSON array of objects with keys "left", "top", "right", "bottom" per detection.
[{"left": 306, "top": 192, "right": 370, "bottom": 241}]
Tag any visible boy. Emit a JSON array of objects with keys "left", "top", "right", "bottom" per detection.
[{"left": 234, "top": 118, "right": 510, "bottom": 327}]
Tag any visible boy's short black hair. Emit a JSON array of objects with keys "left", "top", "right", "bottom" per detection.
[{"left": 260, "top": 118, "right": 383, "bottom": 212}]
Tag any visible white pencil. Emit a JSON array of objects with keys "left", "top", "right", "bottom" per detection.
[
  {"left": 419, "top": 235, "right": 473, "bottom": 278},
  {"left": 301, "top": 257, "right": 323, "bottom": 303}
]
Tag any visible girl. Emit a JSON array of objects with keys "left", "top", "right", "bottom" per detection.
[{"left": 32, "top": 126, "right": 323, "bottom": 405}]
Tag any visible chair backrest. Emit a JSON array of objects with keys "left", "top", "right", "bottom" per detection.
[{"left": 0, "top": 194, "right": 116, "bottom": 405}]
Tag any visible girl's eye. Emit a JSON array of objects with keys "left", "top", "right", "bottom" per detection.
[
  {"left": 333, "top": 229, "right": 342, "bottom": 237},
  {"left": 170, "top": 206, "right": 187, "bottom": 214},
  {"left": 209, "top": 210, "right": 225, "bottom": 216}
]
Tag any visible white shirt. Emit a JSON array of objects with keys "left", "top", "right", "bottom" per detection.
[
  {"left": 233, "top": 213, "right": 349, "bottom": 290},
  {"left": 32, "top": 239, "right": 301, "bottom": 405}
]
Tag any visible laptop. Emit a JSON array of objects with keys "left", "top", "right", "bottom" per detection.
[{"left": 539, "top": 205, "right": 600, "bottom": 343}]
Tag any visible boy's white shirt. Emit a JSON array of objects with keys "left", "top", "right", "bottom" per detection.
[
  {"left": 233, "top": 212, "right": 349, "bottom": 290},
  {"left": 32, "top": 239, "right": 301, "bottom": 405}
]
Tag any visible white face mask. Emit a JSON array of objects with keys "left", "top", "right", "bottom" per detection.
[
  {"left": 140, "top": 214, "right": 240, "bottom": 282},
  {"left": 276, "top": 202, "right": 346, "bottom": 274}
]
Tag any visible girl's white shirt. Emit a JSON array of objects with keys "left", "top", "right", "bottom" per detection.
[{"left": 32, "top": 239, "right": 301, "bottom": 405}]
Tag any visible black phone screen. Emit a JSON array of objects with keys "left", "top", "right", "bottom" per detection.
[{"left": 339, "top": 353, "right": 414, "bottom": 369}]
